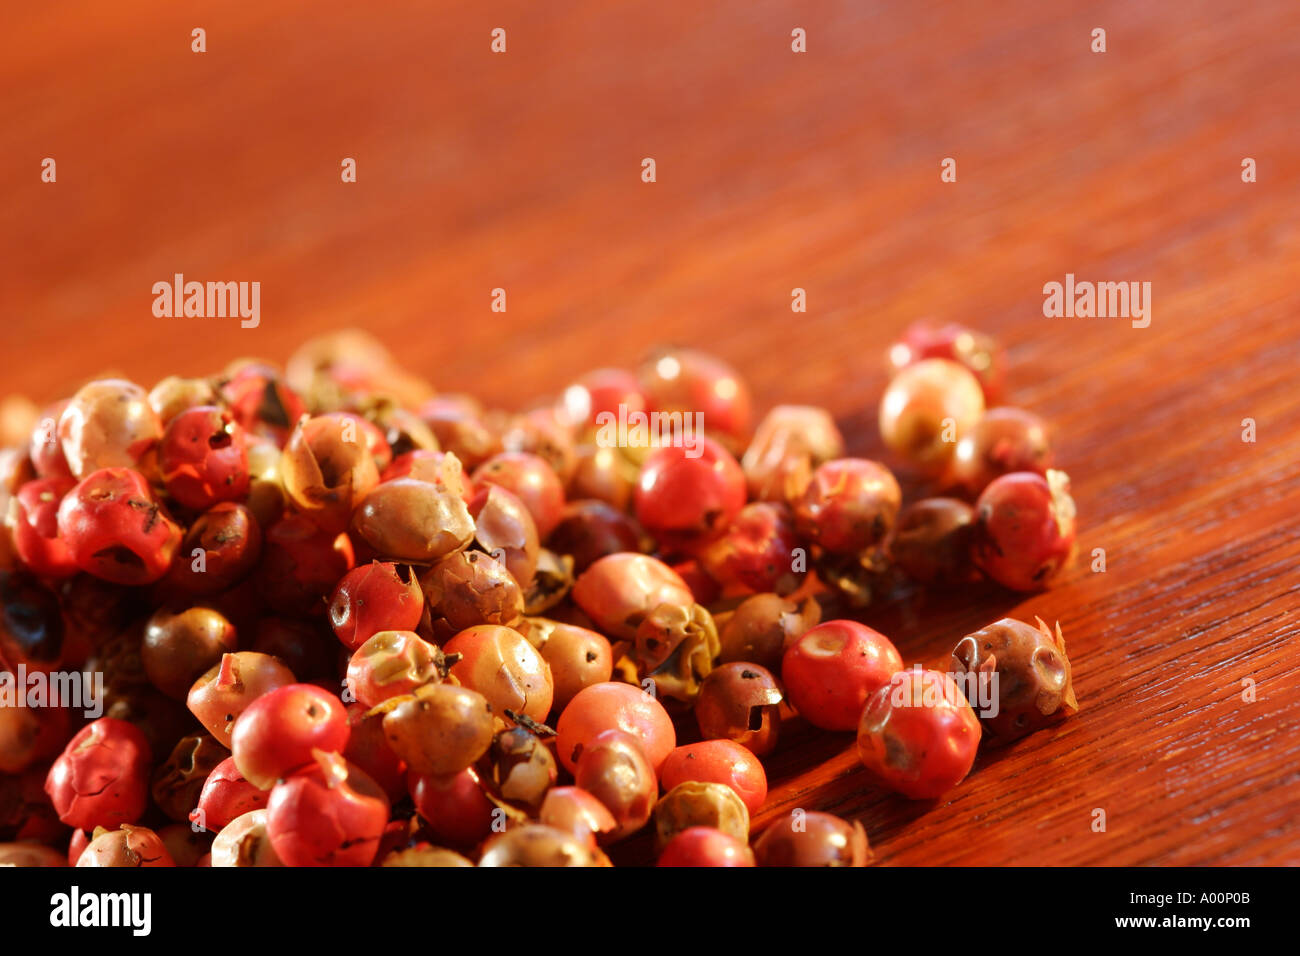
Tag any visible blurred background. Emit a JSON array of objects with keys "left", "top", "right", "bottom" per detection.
[{"left": 2, "top": 0, "right": 1298, "bottom": 863}]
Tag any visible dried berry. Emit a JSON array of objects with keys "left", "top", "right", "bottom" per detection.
[{"left": 950, "top": 617, "right": 1078, "bottom": 741}]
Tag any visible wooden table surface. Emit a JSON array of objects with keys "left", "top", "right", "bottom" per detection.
[{"left": 3, "top": 1, "right": 1298, "bottom": 865}]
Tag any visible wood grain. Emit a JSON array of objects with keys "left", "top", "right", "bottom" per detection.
[{"left": 2, "top": 0, "right": 1298, "bottom": 864}]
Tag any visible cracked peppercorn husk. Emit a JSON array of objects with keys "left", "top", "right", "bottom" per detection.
[
  {"left": 419, "top": 549, "right": 525, "bottom": 636},
  {"left": 950, "top": 616, "right": 1078, "bottom": 742},
  {"left": 616, "top": 601, "right": 720, "bottom": 704},
  {"left": 150, "top": 732, "right": 228, "bottom": 823},
  {"left": 654, "top": 780, "right": 750, "bottom": 850}
]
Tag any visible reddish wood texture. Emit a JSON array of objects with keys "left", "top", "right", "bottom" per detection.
[{"left": 2, "top": 1, "right": 1298, "bottom": 864}]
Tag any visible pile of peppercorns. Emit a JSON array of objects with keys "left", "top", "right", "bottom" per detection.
[{"left": 0, "top": 322, "right": 1078, "bottom": 868}]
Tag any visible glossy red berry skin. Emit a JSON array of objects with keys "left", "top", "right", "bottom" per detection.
[
  {"left": 782, "top": 620, "right": 904, "bottom": 731},
  {"left": 328, "top": 561, "right": 425, "bottom": 650},
  {"left": 560, "top": 368, "right": 647, "bottom": 428},
  {"left": 792, "top": 458, "right": 901, "bottom": 555},
  {"left": 219, "top": 363, "right": 306, "bottom": 447},
  {"left": 8, "top": 477, "right": 78, "bottom": 577},
  {"left": 194, "top": 756, "right": 269, "bottom": 831},
  {"left": 473, "top": 452, "right": 566, "bottom": 540},
  {"left": 266, "top": 750, "right": 390, "bottom": 866},
  {"left": 699, "top": 501, "right": 800, "bottom": 596},
  {"left": 638, "top": 348, "right": 753, "bottom": 447},
  {"left": 159, "top": 405, "right": 250, "bottom": 510},
  {"left": 56, "top": 468, "right": 182, "bottom": 585},
  {"left": 659, "top": 740, "right": 767, "bottom": 816},
  {"left": 657, "top": 826, "right": 755, "bottom": 867},
  {"left": 44, "top": 717, "right": 152, "bottom": 831},
  {"left": 857, "top": 668, "right": 981, "bottom": 799},
  {"left": 950, "top": 407, "right": 1053, "bottom": 495},
  {"left": 256, "top": 514, "right": 355, "bottom": 615},
  {"left": 231, "top": 683, "right": 350, "bottom": 790},
  {"left": 971, "top": 469, "right": 1077, "bottom": 591},
  {"left": 888, "top": 320, "right": 1006, "bottom": 405},
  {"left": 407, "top": 767, "right": 496, "bottom": 847},
  {"left": 635, "top": 437, "right": 746, "bottom": 544},
  {"left": 555, "top": 681, "right": 676, "bottom": 775}
]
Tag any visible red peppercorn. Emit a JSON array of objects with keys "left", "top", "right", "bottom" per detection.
[
  {"left": 76, "top": 823, "right": 176, "bottom": 867},
  {"left": 188, "top": 651, "right": 298, "bottom": 747},
  {"left": 58, "top": 379, "right": 164, "bottom": 478},
  {"left": 634, "top": 437, "right": 746, "bottom": 544},
  {"left": 782, "top": 620, "right": 903, "bottom": 731},
  {"left": 7, "top": 477, "right": 78, "bottom": 577},
  {"left": 219, "top": 362, "right": 306, "bottom": 447},
  {"left": 659, "top": 740, "right": 767, "bottom": 816},
  {"left": 950, "top": 407, "right": 1053, "bottom": 495},
  {"left": 888, "top": 320, "right": 1006, "bottom": 405},
  {"left": 555, "top": 681, "right": 676, "bottom": 775},
  {"left": 328, "top": 561, "right": 425, "bottom": 650},
  {"left": 166, "top": 502, "right": 262, "bottom": 595},
  {"left": 559, "top": 368, "right": 647, "bottom": 428},
  {"left": 381, "top": 449, "right": 474, "bottom": 502},
  {"left": 44, "top": 717, "right": 152, "bottom": 831},
  {"left": 637, "top": 347, "right": 753, "bottom": 448},
  {"left": 230, "top": 683, "right": 350, "bottom": 790},
  {"left": 266, "top": 749, "right": 390, "bottom": 866},
  {"left": 879, "top": 358, "right": 985, "bottom": 477},
  {"left": 857, "top": 668, "right": 981, "bottom": 799},
  {"left": 547, "top": 499, "right": 643, "bottom": 573},
  {"left": 971, "top": 469, "right": 1077, "bottom": 591},
  {"left": 444, "top": 625, "right": 553, "bottom": 724},
  {"left": 345, "top": 630, "right": 441, "bottom": 709},
  {"left": 574, "top": 729, "right": 658, "bottom": 841},
  {"left": 56, "top": 467, "right": 182, "bottom": 585},
  {"left": 473, "top": 451, "right": 567, "bottom": 541},
  {"left": 256, "top": 513, "right": 355, "bottom": 615},
  {"left": 159, "top": 405, "right": 250, "bottom": 510},
  {"left": 407, "top": 766, "right": 496, "bottom": 847},
  {"left": 792, "top": 458, "right": 901, "bottom": 555},
  {"left": 699, "top": 501, "right": 801, "bottom": 595},
  {"left": 694, "top": 662, "right": 783, "bottom": 756},
  {"left": 194, "top": 756, "right": 270, "bottom": 831},
  {"left": 280, "top": 413, "right": 382, "bottom": 532},
  {"left": 741, "top": 404, "right": 844, "bottom": 501},
  {"left": 343, "top": 703, "right": 406, "bottom": 803},
  {"left": 657, "top": 826, "right": 755, "bottom": 867},
  {"left": 571, "top": 552, "right": 693, "bottom": 641},
  {"left": 524, "top": 618, "right": 614, "bottom": 712},
  {"left": 890, "top": 497, "right": 978, "bottom": 585},
  {"left": 538, "top": 786, "right": 618, "bottom": 846},
  {"left": 0, "top": 696, "right": 70, "bottom": 773}
]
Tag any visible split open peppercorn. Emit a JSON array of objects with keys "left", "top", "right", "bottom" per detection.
[
  {"left": 266, "top": 749, "right": 390, "bottom": 867},
  {"left": 44, "top": 717, "right": 152, "bottom": 831}
]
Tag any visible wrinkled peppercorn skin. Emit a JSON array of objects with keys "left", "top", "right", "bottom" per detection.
[{"left": 950, "top": 617, "right": 1078, "bottom": 741}]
